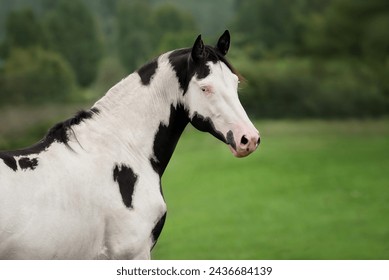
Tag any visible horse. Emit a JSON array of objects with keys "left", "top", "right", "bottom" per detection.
[{"left": 0, "top": 30, "right": 260, "bottom": 259}]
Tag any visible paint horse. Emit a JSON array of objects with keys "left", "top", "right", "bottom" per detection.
[{"left": 0, "top": 31, "right": 259, "bottom": 259}]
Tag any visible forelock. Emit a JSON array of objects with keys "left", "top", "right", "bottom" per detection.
[
  {"left": 168, "top": 45, "right": 242, "bottom": 94},
  {"left": 203, "top": 45, "right": 240, "bottom": 78}
]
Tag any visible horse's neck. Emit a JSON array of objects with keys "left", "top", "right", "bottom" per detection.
[{"left": 73, "top": 57, "right": 188, "bottom": 174}]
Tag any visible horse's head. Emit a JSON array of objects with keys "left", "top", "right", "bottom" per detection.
[{"left": 175, "top": 31, "right": 260, "bottom": 157}]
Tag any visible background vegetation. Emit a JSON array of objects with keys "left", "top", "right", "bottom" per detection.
[
  {"left": 0, "top": 0, "right": 388, "bottom": 260},
  {"left": 0, "top": 0, "right": 388, "bottom": 117}
]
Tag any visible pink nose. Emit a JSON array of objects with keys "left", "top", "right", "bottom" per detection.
[
  {"left": 228, "top": 129, "right": 260, "bottom": 158},
  {"left": 238, "top": 133, "right": 260, "bottom": 154},
  {"left": 240, "top": 134, "right": 260, "bottom": 150}
]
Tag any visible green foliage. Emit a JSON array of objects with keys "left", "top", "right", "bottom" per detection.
[
  {"left": 231, "top": 0, "right": 389, "bottom": 118},
  {"left": 91, "top": 55, "right": 127, "bottom": 95},
  {"left": 156, "top": 31, "right": 198, "bottom": 55},
  {"left": 0, "top": 47, "right": 76, "bottom": 104},
  {"left": 0, "top": 8, "right": 50, "bottom": 58},
  {"left": 116, "top": 0, "right": 154, "bottom": 72},
  {"left": 152, "top": 4, "right": 197, "bottom": 46},
  {"left": 116, "top": 1, "right": 198, "bottom": 71},
  {"left": 151, "top": 0, "right": 234, "bottom": 37},
  {"left": 151, "top": 4, "right": 198, "bottom": 55},
  {"left": 238, "top": 58, "right": 388, "bottom": 118},
  {"left": 153, "top": 4, "right": 196, "bottom": 35},
  {"left": 45, "top": 0, "right": 103, "bottom": 87},
  {"left": 233, "top": 0, "right": 309, "bottom": 58},
  {"left": 0, "top": 0, "right": 103, "bottom": 101},
  {"left": 0, "top": 0, "right": 388, "bottom": 117},
  {"left": 233, "top": 0, "right": 389, "bottom": 65},
  {"left": 304, "top": 0, "right": 389, "bottom": 62}
]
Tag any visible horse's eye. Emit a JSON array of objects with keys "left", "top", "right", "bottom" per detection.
[{"left": 200, "top": 85, "right": 213, "bottom": 95}]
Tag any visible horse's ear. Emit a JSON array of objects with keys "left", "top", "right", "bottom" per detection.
[
  {"left": 216, "top": 30, "right": 230, "bottom": 56},
  {"left": 191, "top": 35, "right": 205, "bottom": 62}
]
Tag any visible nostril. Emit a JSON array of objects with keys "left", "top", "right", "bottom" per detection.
[
  {"left": 240, "top": 135, "right": 249, "bottom": 145},
  {"left": 257, "top": 137, "right": 261, "bottom": 145}
]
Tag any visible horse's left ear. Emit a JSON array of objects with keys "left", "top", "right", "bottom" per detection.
[
  {"left": 191, "top": 35, "right": 205, "bottom": 62},
  {"left": 216, "top": 30, "right": 230, "bottom": 56}
]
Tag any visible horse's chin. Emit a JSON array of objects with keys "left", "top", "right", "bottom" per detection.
[{"left": 228, "top": 145, "right": 252, "bottom": 158}]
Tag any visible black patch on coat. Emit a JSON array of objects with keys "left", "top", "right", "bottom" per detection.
[
  {"left": 226, "top": 130, "right": 236, "bottom": 150},
  {"left": 168, "top": 45, "right": 238, "bottom": 94},
  {"left": 190, "top": 112, "right": 226, "bottom": 144},
  {"left": 151, "top": 212, "right": 167, "bottom": 248},
  {"left": 168, "top": 48, "right": 209, "bottom": 94},
  {"left": 0, "top": 155, "right": 17, "bottom": 171},
  {"left": 113, "top": 164, "right": 138, "bottom": 208},
  {"left": 137, "top": 59, "right": 158, "bottom": 85},
  {"left": 0, "top": 108, "right": 99, "bottom": 171},
  {"left": 18, "top": 157, "right": 38, "bottom": 170},
  {"left": 150, "top": 104, "right": 189, "bottom": 177}
]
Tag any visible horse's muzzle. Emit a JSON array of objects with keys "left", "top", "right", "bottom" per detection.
[{"left": 228, "top": 128, "right": 260, "bottom": 158}]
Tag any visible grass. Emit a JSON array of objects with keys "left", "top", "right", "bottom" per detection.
[
  {"left": 153, "top": 119, "right": 389, "bottom": 259},
  {"left": 1, "top": 116, "right": 388, "bottom": 259}
]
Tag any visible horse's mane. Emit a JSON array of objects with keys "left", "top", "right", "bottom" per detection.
[
  {"left": 46, "top": 108, "right": 99, "bottom": 145},
  {"left": 0, "top": 108, "right": 100, "bottom": 167}
]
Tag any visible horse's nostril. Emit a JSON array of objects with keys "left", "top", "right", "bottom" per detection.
[
  {"left": 257, "top": 137, "right": 261, "bottom": 145},
  {"left": 241, "top": 135, "right": 249, "bottom": 145}
]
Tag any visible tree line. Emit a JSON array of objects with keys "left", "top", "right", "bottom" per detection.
[
  {"left": 0, "top": 0, "right": 197, "bottom": 104},
  {"left": 0, "top": 0, "right": 388, "bottom": 118},
  {"left": 233, "top": 0, "right": 389, "bottom": 118}
]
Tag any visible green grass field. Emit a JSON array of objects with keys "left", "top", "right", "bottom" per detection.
[
  {"left": 153, "top": 119, "right": 389, "bottom": 260},
  {"left": 1, "top": 116, "right": 388, "bottom": 259}
]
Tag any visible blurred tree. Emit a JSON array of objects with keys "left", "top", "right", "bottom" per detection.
[
  {"left": 231, "top": 0, "right": 389, "bottom": 118},
  {"left": 45, "top": 0, "right": 103, "bottom": 87},
  {"left": 303, "top": 0, "right": 389, "bottom": 96},
  {"left": 116, "top": 1, "right": 198, "bottom": 71},
  {"left": 0, "top": 47, "right": 76, "bottom": 104},
  {"left": 238, "top": 58, "right": 387, "bottom": 118},
  {"left": 0, "top": 9, "right": 49, "bottom": 58},
  {"left": 81, "top": 0, "right": 121, "bottom": 50},
  {"left": 152, "top": 4, "right": 198, "bottom": 52},
  {"left": 304, "top": 0, "right": 389, "bottom": 60},
  {"left": 152, "top": 4, "right": 196, "bottom": 40},
  {"left": 156, "top": 32, "right": 198, "bottom": 54},
  {"left": 150, "top": 0, "right": 235, "bottom": 37},
  {"left": 232, "top": 0, "right": 345, "bottom": 58},
  {"left": 116, "top": 0, "right": 153, "bottom": 71},
  {"left": 233, "top": 0, "right": 305, "bottom": 58}
]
